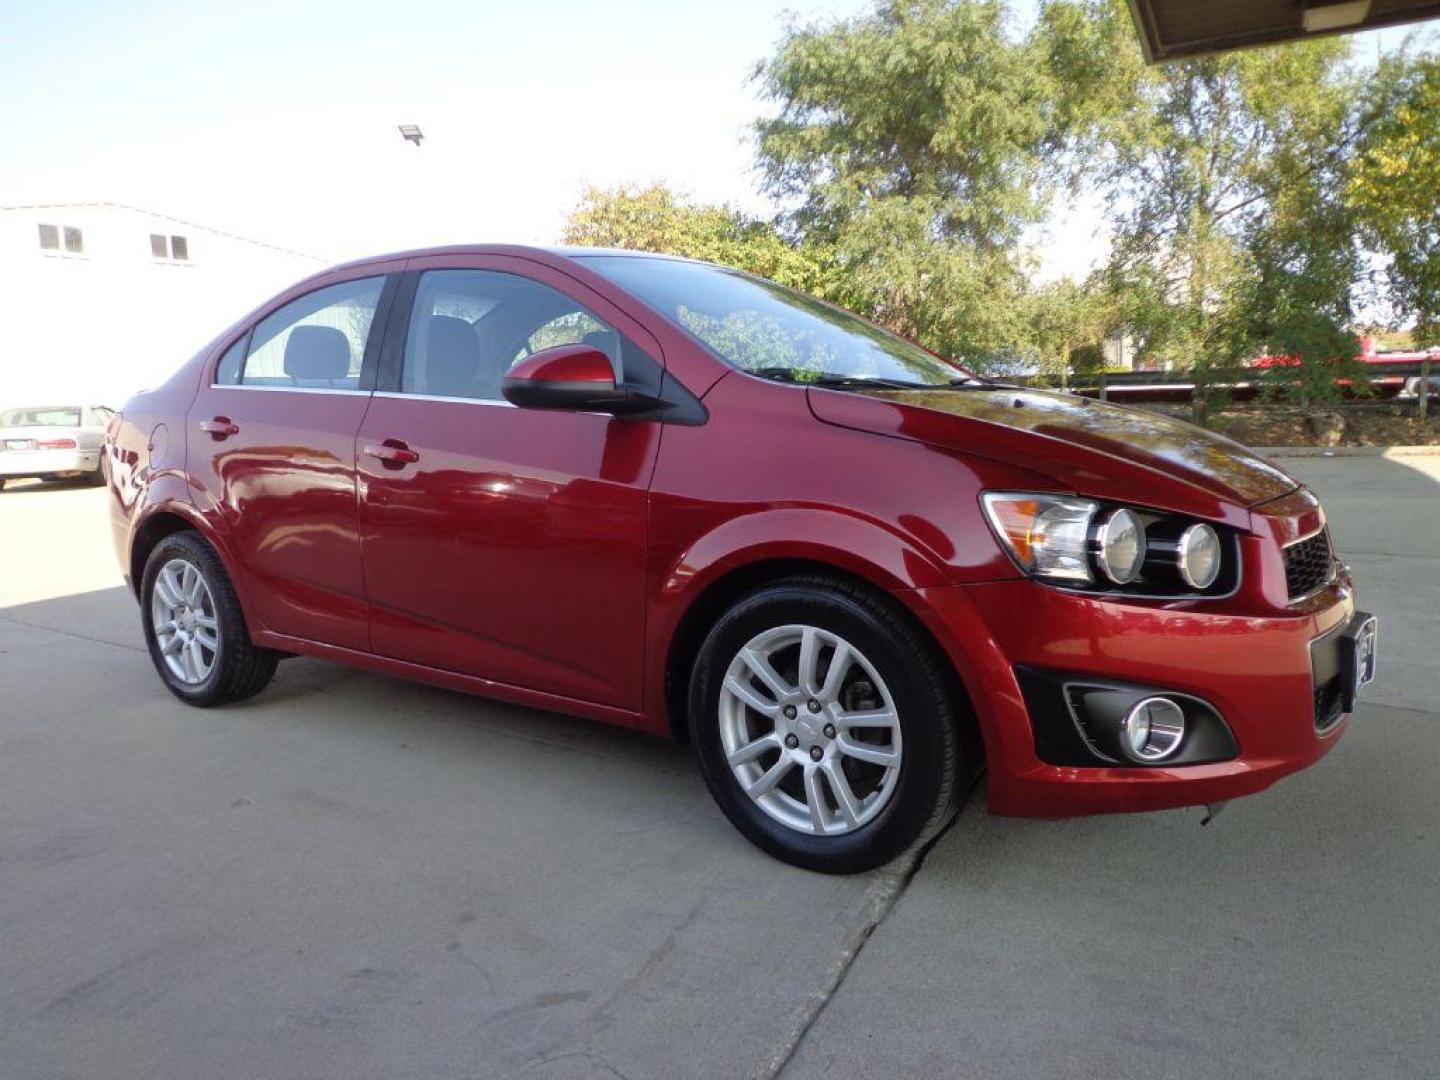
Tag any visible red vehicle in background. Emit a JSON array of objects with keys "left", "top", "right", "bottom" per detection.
[
  {"left": 1249, "top": 336, "right": 1436, "bottom": 396},
  {"left": 103, "top": 246, "right": 1377, "bottom": 872}
]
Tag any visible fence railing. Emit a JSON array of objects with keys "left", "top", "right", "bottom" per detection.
[{"left": 1011, "top": 357, "right": 1435, "bottom": 420}]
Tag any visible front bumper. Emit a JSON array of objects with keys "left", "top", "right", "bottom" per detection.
[
  {"left": 0, "top": 447, "right": 100, "bottom": 478},
  {"left": 913, "top": 570, "right": 1358, "bottom": 817}
]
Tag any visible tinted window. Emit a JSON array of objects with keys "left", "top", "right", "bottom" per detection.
[
  {"left": 401, "top": 270, "right": 642, "bottom": 401},
  {"left": 581, "top": 255, "right": 968, "bottom": 387},
  {"left": 241, "top": 278, "right": 383, "bottom": 389}
]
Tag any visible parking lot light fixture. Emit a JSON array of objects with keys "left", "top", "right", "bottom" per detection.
[{"left": 398, "top": 124, "right": 424, "bottom": 147}]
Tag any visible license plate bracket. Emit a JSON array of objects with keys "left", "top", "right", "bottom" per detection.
[{"left": 1338, "top": 612, "right": 1379, "bottom": 713}]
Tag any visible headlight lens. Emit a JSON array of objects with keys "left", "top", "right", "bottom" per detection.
[
  {"left": 1178, "top": 523, "right": 1222, "bottom": 590},
  {"left": 981, "top": 494, "right": 1096, "bottom": 583},
  {"left": 1095, "top": 508, "right": 1146, "bottom": 584},
  {"left": 982, "top": 492, "right": 1230, "bottom": 595}
]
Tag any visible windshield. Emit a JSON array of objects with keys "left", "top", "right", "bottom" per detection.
[
  {"left": 0, "top": 407, "right": 82, "bottom": 427},
  {"left": 579, "top": 256, "right": 975, "bottom": 388}
]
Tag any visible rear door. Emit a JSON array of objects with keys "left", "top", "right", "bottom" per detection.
[
  {"left": 188, "top": 270, "right": 397, "bottom": 650},
  {"left": 355, "top": 255, "right": 662, "bottom": 709}
]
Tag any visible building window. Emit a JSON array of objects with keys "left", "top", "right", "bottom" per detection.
[
  {"left": 150, "top": 233, "right": 190, "bottom": 261},
  {"left": 38, "top": 223, "right": 83, "bottom": 256}
]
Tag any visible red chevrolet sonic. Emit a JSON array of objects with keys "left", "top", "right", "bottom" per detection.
[{"left": 105, "top": 245, "right": 1378, "bottom": 872}]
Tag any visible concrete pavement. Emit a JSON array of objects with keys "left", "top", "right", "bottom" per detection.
[{"left": 0, "top": 456, "right": 1436, "bottom": 1079}]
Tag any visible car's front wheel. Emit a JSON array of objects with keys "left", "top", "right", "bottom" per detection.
[
  {"left": 140, "top": 531, "right": 279, "bottom": 706},
  {"left": 689, "top": 576, "right": 969, "bottom": 874}
]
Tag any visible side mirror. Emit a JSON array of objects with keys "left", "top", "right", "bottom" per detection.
[{"left": 501, "top": 344, "right": 659, "bottom": 414}]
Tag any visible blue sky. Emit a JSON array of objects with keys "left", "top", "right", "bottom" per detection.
[
  {"left": 2, "top": 0, "right": 874, "bottom": 260},
  {"left": 1, "top": 1, "right": 1428, "bottom": 275}
]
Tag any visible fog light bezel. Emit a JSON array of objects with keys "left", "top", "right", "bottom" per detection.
[{"left": 1119, "top": 696, "right": 1187, "bottom": 762}]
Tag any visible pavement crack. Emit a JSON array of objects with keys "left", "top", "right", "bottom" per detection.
[
  {"left": 0, "top": 612, "right": 143, "bottom": 653},
  {"left": 751, "top": 817, "right": 956, "bottom": 1080}
]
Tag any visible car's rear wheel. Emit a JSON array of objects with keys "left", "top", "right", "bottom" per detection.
[
  {"left": 140, "top": 531, "right": 279, "bottom": 706},
  {"left": 689, "top": 576, "right": 967, "bottom": 873}
]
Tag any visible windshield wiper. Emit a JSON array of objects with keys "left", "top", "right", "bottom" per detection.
[
  {"left": 749, "top": 367, "right": 937, "bottom": 391},
  {"left": 943, "top": 376, "right": 1010, "bottom": 390}
]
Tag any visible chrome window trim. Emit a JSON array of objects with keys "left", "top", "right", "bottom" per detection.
[
  {"left": 372, "top": 391, "right": 516, "bottom": 408},
  {"left": 210, "top": 384, "right": 369, "bottom": 395}
]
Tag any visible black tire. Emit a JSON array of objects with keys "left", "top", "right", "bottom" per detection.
[
  {"left": 87, "top": 461, "right": 106, "bottom": 486},
  {"left": 0, "top": 478, "right": 7, "bottom": 492},
  {"left": 689, "top": 575, "right": 969, "bottom": 874},
  {"left": 140, "top": 530, "right": 279, "bottom": 706}
]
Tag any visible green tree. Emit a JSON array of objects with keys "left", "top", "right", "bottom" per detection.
[
  {"left": 1038, "top": 0, "right": 1364, "bottom": 414},
  {"left": 1348, "top": 51, "right": 1440, "bottom": 343},
  {"left": 561, "top": 183, "right": 838, "bottom": 296},
  {"left": 1024, "top": 276, "right": 1119, "bottom": 386},
  {"left": 753, "top": 0, "right": 1057, "bottom": 364}
]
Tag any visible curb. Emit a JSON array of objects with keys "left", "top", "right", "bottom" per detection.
[{"left": 1254, "top": 445, "right": 1440, "bottom": 459}]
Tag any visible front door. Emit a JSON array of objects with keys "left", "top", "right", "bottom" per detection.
[
  {"left": 356, "top": 259, "right": 661, "bottom": 709},
  {"left": 188, "top": 273, "right": 393, "bottom": 650}
]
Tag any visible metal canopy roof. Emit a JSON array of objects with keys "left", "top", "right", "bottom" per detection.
[{"left": 1127, "top": 0, "right": 1440, "bottom": 61}]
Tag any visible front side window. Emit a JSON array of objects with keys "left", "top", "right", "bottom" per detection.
[
  {"left": 401, "top": 270, "right": 639, "bottom": 401},
  {"left": 213, "top": 336, "right": 247, "bottom": 385},
  {"left": 581, "top": 255, "right": 971, "bottom": 388},
  {"left": 240, "top": 278, "right": 383, "bottom": 389}
]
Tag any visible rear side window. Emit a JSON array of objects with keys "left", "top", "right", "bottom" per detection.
[
  {"left": 401, "top": 269, "right": 651, "bottom": 401},
  {"left": 239, "top": 278, "right": 383, "bottom": 389}
]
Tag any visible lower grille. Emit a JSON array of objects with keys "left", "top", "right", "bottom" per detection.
[
  {"left": 1314, "top": 677, "right": 1345, "bottom": 733},
  {"left": 1284, "top": 530, "right": 1335, "bottom": 601}
]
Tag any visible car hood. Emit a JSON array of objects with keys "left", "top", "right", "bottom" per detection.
[{"left": 807, "top": 386, "right": 1299, "bottom": 512}]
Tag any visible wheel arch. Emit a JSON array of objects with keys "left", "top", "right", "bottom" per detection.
[
  {"left": 129, "top": 503, "right": 249, "bottom": 615},
  {"left": 660, "top": 555, "right": 980, "bottom": 774}
]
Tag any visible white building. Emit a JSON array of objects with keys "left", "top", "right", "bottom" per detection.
[{"left": 0, "top": 203, "right": 328, "bottom": 409}]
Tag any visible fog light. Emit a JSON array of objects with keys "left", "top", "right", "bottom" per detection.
[{"left": 1120, "top": 697, "right": 1186, "bottom": 761}]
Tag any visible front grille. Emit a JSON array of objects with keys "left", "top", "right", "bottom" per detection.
[{"left": 1284, "top": 530, "right": 1335, "bottom": 601}]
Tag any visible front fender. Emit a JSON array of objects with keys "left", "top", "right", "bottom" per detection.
[{"left": 642, "top": 506, "right": 958, "bottom": 733}]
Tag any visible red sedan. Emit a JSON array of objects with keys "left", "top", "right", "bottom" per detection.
[{"left": 104, "top": 246, "right": 1377, "bottom": 872}]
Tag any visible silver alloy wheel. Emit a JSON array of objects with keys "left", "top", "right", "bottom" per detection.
[
  {"left": 151, "top": 558, "right": 220, "bottom": 685},
  {"left": 719, "top": 624, "right": 903, "bottom": 836}
]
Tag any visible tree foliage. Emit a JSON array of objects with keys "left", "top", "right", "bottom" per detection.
[
  {"left": 752, "top": 0, "right": 1056, "bottom": 362},
  {"left": 560, "top": 2, "right": 1440, "bottom": 413},
  {"left": 1348, "top": 52, "right": 1440, "bottom": 341},
  {"left": 561, "top": 183, "right": 838, "bottom": 296}
]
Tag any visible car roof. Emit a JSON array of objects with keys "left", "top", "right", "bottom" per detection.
[{"left": 321, "top": 243, "right": 699, "bottom": 276}]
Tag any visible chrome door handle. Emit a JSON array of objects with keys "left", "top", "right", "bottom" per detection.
[
  {"left": 198, "top": 417, "right": 239, "bottom": 439},
  {"left": 363, "top": 440, "right": 420, "bottom": 468}
]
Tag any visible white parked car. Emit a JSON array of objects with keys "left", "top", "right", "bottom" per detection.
[{"left": 0, "top": 405, "right": 114, "bottom": 490}]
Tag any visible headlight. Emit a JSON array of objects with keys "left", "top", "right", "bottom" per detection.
[
  {"left": 981, "top": 494, "right": 1096, "bottom": 583},
  {"left": 982, "top": 492, "right": 1233, "bottom": 596},
  {"left": 1177, "top": 523, "right": 1221, "bottom": 590},
  {"left": 1095, "top": 508, "right": 1146, "bottom": 585}
]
